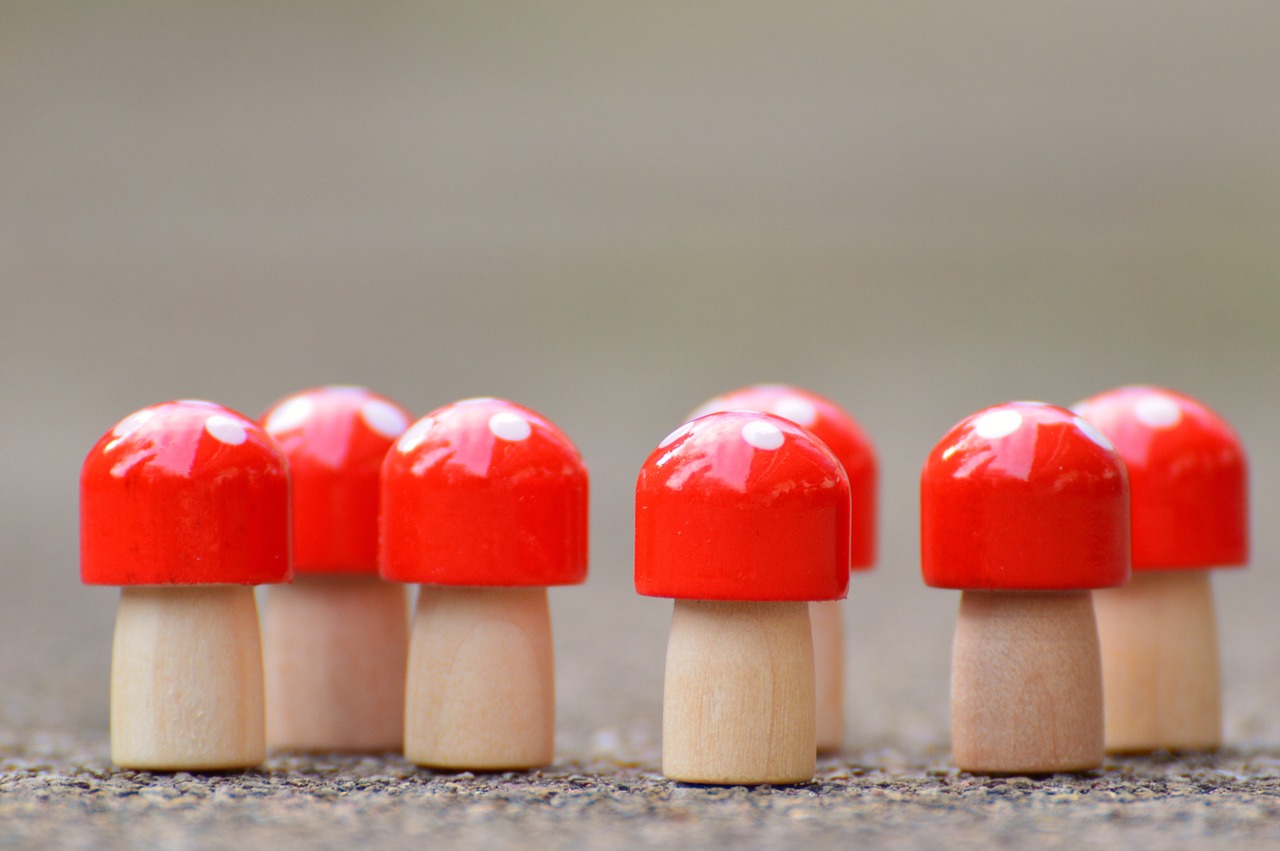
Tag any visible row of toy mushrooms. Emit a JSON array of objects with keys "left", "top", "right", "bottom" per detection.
[
  {"left": 80, "top": 384, "right": 1247, "bottom": 782},
  {"left": 82, "top": 391, "right": 585, "bottom": 771}
]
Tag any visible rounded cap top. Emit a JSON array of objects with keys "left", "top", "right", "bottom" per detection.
[
  {"left": 635, "top": 411, "right": 851, "bottom": 601},
  {"left": 1073, "top": 385, "right": 1247, "bottom": 570},
  {"left": 262, "top": 386, "right": 412, "bottom": 575},
  {"left": 689, "top": 384, "right": 877, "bottom": 569},
  {"left": 81, "top": 400, "right": 291, "bottom": 586},
  {"left": 380, "top": 397, "right": 588, "bottom": 587},
  {"left": 921, "top": 401, "right": 1129, "bottom": 590}
]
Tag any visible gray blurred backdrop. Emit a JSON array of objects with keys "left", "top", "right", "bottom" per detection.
[{"left": 2, "top": 2, "right": 1277, "bottom": 758}]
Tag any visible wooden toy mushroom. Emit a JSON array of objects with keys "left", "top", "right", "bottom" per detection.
[
  {"left": 1074, "top": 386, "right": 1247, "bottom": 753},
  {"left": 80, "top": 400, "right": 290, "bottom": 770},
  {"left": 636, "top": 411, "right": 851, "bottom": 785},
  {"left": 260, "top": 386, "right": 413, "bottom": 753},
  {"left": 689, "top": 384, "right": 876, "bottom": 754},
  {"left": 381, "top": 397, "right": 588, "bottom": 770},
  {"left": 921, "top": 401, "right": 1129, "bottom": 775}
]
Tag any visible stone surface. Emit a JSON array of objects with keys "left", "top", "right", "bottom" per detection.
[{"left": 3, "top": 733, "right": 1280, "bottom": 849}]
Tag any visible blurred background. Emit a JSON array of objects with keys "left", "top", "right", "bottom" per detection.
[{"left": 2, "top": 2, "right": 1277, "bottom": 758}]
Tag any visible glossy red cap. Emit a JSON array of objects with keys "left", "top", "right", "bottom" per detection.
[
  {"left": 262, "top": 386, "right": 412, "bottom": 575},
  {"left": 635, "top": 411, "right": 851, "bottom": 602},
  {"left": 81, "top": 400, "right": 291, "bottom": 586},
  {"left": 689, "top": 384, "right": 877, "bottom": 569},
  {"left": 380, "top": 398, "right": 588, "bottom": 587},
  {"left": 1073, "top": 386, "right": 1247, "bottom": 570},
  {"left": 921, "top": 401, "right": 1129, "bottom": 591}
]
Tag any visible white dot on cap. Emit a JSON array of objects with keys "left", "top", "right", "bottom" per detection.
[
  {"left": 361, "top": 399, "right": 409, "bottom": 439},
  {"left": 489, "top": 411, "right": 532, "bottom": 442},
  {"left": 742, "top": 419, "right": 785, "bottom": 450},
  {"left": 265, "top": 396, "right": 314, "bottom": 434},
  {"left": 973, "top": 409, "right": 1023, "bottom": 440},
  {"left": 773, "top": 397, "right": 818, "bottom": 427},
  {"left": 1074, "top": 416, "right": 1115, "bottom": 451},
  {"left": 205, "top": 415, "right": 248, "bottom": 446},
  {"left": 1134, "top": 394, "right": 1182, "bottom": 429}
]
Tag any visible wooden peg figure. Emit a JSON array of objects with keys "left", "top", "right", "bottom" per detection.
[
  {"left": 381, "top": 397, "right": 588, "bottom": 770},
  {"left": 921, "top": 402, "right": 1129, "bottom": 774},
  {"left": 81, "top": 400, "right": 290, "bottom": 770},
  {"left": 636, "top": 411, "right": 851, "bottom": 785}
]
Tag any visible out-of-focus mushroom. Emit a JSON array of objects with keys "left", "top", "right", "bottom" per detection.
[
  {"left": 921, "top": 401, "right": 1128, "bottom": 774},
  {"left": 1074, "top": 385, "right": 1247, "bottom": 753},
  {"left": 636, "top": 411, "right": 851, "bottom": 785},
  {"left": 688, "top": 384, "right": 876, "bottom": 753},
  {"left": 260, "top": 386, "right": 413, "bottom": 753},
  {"left": 81, "top": 400, "right": 290, "bottom": 770},
  {"left": 381, "top": 398, "right": 588, "bottom": 770}
]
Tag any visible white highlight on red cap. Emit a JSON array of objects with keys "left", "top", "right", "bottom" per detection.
[
  {"left": 265, "top": 396, "right": 314, "bottom": 434},
  {"left": 361, "top": 399, "right": 410, "bottom": 439},
  {"left": 112, "top": 408, "right": 158, "bottom": 438},
  {"left": 489, "top": 411, "right": 532, "bottom": 442},
  {"left": 973, "top": 409, "right": 1023, "bottom": 440},
  {"left": 742, "top": 419, "right": 785, "bottom": 451},
  {"left": 105, "top": 408, "right": 159, "bottom": 453},
  {"left": 773, "top": 397, "right": 817, "bottom": 428},
  {"left": 205, "top": 415, "right": 248, "bottom": 446},
  {"left": 659, "top": 421, "right": 697, "bottom": 449},
  {"left": 1134, "top": 394, "right": 1182, "bottom": 429},
  {"left": 398, "top": 418, "right": 434, "bottom": 454},
  {"left": 1074, "top": 416, "right": 1116, "bottom": 451}
]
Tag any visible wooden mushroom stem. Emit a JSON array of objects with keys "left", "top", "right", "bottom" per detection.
[
  {"left": 951, "top": 590, "right": 1103, "bottom": 775},
  {"left": 810, "top": 599, "right": 845, "bottom": 754},
  {"left": 404, "top": 586, "right": 555, "bottom": 770},
  {"left": 1093, "top": 570, "right": 1220, "bottom": 753},
  {"left": 111, "top": 585, "right": 265, "bottom": 771},
  {"left": 263, "top": 574, "right": 409, "bottom": 753},
  {"left": 663, "top": 600, "right": 816, "bottom": 785}
]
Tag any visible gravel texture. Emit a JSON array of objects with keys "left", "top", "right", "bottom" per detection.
[{"left": 4, "top": 733, "right": 1280, "bottom": 850}]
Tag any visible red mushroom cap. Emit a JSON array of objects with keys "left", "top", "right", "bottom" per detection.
[
  {"left": 635, "top": 411, "right": 851, "bottom": 602},
  {"left": 1073, "top": 385, "right": 1247, "bottom": 570},
  {"left": 921, "top": 401, "right": 1129, "bottom": 591},
  {"left": 688, "top": 384, "right": 877, "bottom": 569},
  {"left": 262, "top": 386, "right": 412, "bottom": 575},
  {"left": 380, "top": 397, "right": 588, "bottom": 587},
  {"left": 81, "top": 400, "right": 291, "bottom": 586}
]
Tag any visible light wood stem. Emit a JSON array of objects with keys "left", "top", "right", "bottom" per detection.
[
  {"left": 663, "top": 600, "right": 815, "bottom": 785},
  {"left": 111, "top": 585, "right": 265, "bottom": 771},
  {"left": 951, "top": 590, "right": 1103, "bottom": 775},
  {"left": 263, "top": 574, "right": 409, "bottom": 753},
  {"left": 404, "top": 586, "right": 554, "bottom": 770},
  {"left": 1094, "top": 570, "right": 1220, "bottom": 753},
  {"left": 810, "top": 599, "right": 844, "bottom": 754}
]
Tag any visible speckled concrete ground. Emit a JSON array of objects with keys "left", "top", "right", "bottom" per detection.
[{"left": 4, "top": 732, "right": 1280, "bottom": 850}]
